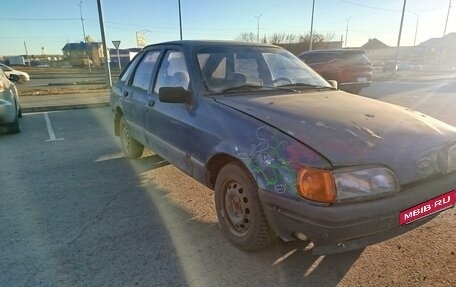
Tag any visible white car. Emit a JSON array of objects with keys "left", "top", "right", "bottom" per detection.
[
  {"left": 0, "top": 63, "right": 30, "bottom": 84},
  {"left": 0, "top": 69, "right": 21, "bottom": 133}
]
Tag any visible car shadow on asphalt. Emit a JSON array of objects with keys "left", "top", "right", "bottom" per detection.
[{"left": 123, "top": 154, "right": 364, "bottom": 286}]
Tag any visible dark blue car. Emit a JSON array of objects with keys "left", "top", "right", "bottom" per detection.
[{"left": 110, "top": 41, "right": 456, "bottom": 254}]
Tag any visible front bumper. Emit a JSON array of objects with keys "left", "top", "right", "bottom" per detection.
[{"left": 259, "top": 172, "right": 456, "bottom": 255}]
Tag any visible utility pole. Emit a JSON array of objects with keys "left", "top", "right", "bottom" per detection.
[
  {"left": 178, "top": 0, "right": 183, "bottom": 40},
  {"left": 393, "top": 0, "right": 407, "bottom": 75},
  {"left": 255, "top": 14, "right": 262, "bottom": 43},
  {"left": 79, "top": 0, "right": 87, "bottom": 42},
  {"left": 97, "top": 0, "right": 112, "bottom": 88},
  {"left": 345, "top": 16, "right": 352, "bottom": 48},
  {"left": 309, "top": 0, "right": 315, "bottom": 51},
  {"left": 413, "top": 13, "right": 419, "bottom": 46},
  {"left": 23, "top": 41, "right": 30, "bottom": 66},
  {"left": 443, "top": 0, "right": 452, "bottom": 36}
]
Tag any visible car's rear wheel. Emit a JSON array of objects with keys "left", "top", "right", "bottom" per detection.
[
  {"left": 7, "top": 117, "right": 20, "bottom": 134},
  {"left": 215, "top": 162, "right": 276, "bottom": 250},
  {"left": 343, "top": 86, "right": 363, "bottom": 94},
  {"left": 120, "top": 115, "right": 143, "bottom": 159}
]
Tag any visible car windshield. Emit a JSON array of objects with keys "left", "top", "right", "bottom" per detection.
[{"left": 196, "top": 46, "right": 330, "bottom": 93}]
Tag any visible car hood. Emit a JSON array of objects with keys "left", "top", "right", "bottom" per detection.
[{"left": 215, "top": 90, "right": 456, "bottom": 184}]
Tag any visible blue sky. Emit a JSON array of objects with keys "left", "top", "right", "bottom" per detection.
[{"left": 0, "top": 0, "right": 454, "bottom": 55}]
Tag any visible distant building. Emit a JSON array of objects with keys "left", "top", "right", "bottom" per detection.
[
  {"left": 108, "top": 48, "right": 142, "bottom": 69},
  {"left": 361, "top": 38, "right": 389, "bottom": 50},
  {"left": 62, "top": 42, "right": 104, "bottom": 67},
  {"left": 418, "top": 32, "right": 456, "bottom": 68}
]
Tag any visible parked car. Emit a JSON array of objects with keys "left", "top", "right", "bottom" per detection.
[
  {"left": 110, "top": 41, "right": 456, "bottom": 255},
  {"left": 383, "top": 60, "right": 398, "bottom": 72},
  {"left": 0, "top": 70, "right": 21, "bottom": 133},
  {"left": 298, "top": 49, "right": 372, "bottom": 94},
  {"left": 0, "top": 63, "right": 30, "bottom": 84}
]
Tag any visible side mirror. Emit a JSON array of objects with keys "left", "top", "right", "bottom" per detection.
[
  {"left": 9, "top": 74, "right": 20, "bottom": 83},
  {"left": 327, "top": 80, "right": 338, "bottom": 89},
  {"left": 159, "top": 87, "right": 192, "bottom": 104}
]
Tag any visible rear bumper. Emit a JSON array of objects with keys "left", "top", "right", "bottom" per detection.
[
  {"left": 339, "top": 81, "right": 371, "bottom": 88},
  {"left": 0, "top": 99, "right": 17, "bottom": 124},
  {"left": 259, "top": 173, "right": 456, "bottom": 255}
]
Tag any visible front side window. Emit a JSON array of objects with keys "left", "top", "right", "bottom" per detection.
[
  {"left": 154, "top": 51, "right": 190, "bottom": 94},
  {"left": 131, "top": 50, "right": 160, "bottom": 91}
]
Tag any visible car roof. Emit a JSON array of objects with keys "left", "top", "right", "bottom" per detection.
[
  {"left": 299, "top": 49, "right": 365, "bottom": 56},
  {"left": 143, "top": 40, "right": 279, "bottom": 50}
]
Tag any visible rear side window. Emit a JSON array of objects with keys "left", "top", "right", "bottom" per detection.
[
  {"left": 300, "top": 53, "right": 338, "bottom": 64},
  {"left": 131, "top": 50, "right": 160, "bottom": 91},
  {"left": 343, "top": 52, "right": 371, "bottom": 64},
  {"left": 119, "top": 55, "right": 141, "bottom": 83}
]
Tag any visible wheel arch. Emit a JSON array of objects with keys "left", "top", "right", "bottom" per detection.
[
  {"left": 206, "top": 153, "right": 250, "bottom": 190},
  {"left": 114, "top": 106, "right": 123, "bottom": 136}
]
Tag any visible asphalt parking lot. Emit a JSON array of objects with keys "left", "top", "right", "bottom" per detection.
[{"left": 1, "top": 74, "right": 456, "bottom": 286}]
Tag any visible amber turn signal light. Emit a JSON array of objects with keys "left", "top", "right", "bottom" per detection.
[{"left": 297, "top": 167, "right": 336, "bottom": 203}]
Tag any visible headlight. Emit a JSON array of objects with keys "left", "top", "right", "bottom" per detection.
[
  {"left": 297, "top": 166, "right": 399, "bottom": 204},
  {"left": 333, "top": 167, "right": 398, "bottom": 201},
  {"left": 448, "top": 144, "right": 456, "bottom": 172}
]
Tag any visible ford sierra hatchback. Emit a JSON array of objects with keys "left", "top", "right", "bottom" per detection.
[{"left": 110, "top": 41, "right": 456, "bottom": 255}]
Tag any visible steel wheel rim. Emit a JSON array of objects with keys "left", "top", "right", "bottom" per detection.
[
  {"left": 224, "top": 180, "right": 252, "bottom": 236},
  {"left": 121, "top": 121, "right": 131, "bottom": 151}
]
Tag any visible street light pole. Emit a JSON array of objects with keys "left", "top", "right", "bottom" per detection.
[
  {"left": 79, "top": 0, "right": 87, "bottom": 42},
  {"left": 345, "top": 16, "right": 352, "bottom": 48},
  {"left": 255, "top": 14, "right": 262, "bottom": 43},
  {"left": 96, "top": 0, "right": 112, "bottom": 88},
  {"left": 178, "top": 0, "right": 183, "bottom": 40},
  {"left": 309, "top": 0, "right": 315, "bottom": 51},
  {"left": 393, "top": 0, "right": 407, "bottom": 75},
  {"left": 413, "top": 13, "right": 419, "bottom": 46},
  {"left": 443, "top": 0, "right": 452, "bottom": 36}
]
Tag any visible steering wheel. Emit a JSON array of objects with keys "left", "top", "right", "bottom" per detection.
[{"left": 273, "top": 77, "right": 293, "bottom": 85}]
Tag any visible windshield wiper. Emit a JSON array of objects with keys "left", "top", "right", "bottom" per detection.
[
  {"left": 277, "top": 83, "right": 333, "bottom": 90},
  {"left": 220, "top": 84, "right": 297, "bottom": 93}
]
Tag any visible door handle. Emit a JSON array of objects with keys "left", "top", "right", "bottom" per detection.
[
  {"left": 123, "top": 91, "right": 129, "bottom": 97},
  {"left": 148, "top": 99, "right": 155, "bottom": 107}
]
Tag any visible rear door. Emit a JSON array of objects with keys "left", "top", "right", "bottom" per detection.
[{"left": 121, "top": 50, "right": 161, "bottom": 144}]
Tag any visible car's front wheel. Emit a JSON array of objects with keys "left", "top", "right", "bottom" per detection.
[
  {"left": 119, "top": 115, "right": 143, "bottom": 159},
  {"left": 215, "top": 162, "right": 276, "bottom": 250},
  {"left": 18, "top": 75, "right": 27, "bottom": 84}
]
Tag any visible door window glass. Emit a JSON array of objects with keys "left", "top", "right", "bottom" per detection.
[
  {"left": 131, "top": 51, "right": 160, "bottom": 91},
  {"left": 154, "top": 51, "right": 190, "bottom": 94}
]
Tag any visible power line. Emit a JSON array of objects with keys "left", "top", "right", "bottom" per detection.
[
  {"left": 0, "top": 17, "right": 80, "bottom": 21},
  {"left": 340, "top": 0, "right": 446, "bottom": 12}
]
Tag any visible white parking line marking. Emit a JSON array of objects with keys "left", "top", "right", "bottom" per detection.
[{"left": 44, "top": 112, "right": 64, "bottom": 142}]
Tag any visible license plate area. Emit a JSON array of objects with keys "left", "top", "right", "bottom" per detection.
[{"left": 400, "top": 190, "right": 455, "bottom": 225}]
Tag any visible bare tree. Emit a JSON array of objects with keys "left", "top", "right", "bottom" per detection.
[
  {"left": 269, "top": 32, "right": 298, "bottom": 44},
  {"left": 237, "top": 32, "right": 257, "bottom": 42}
]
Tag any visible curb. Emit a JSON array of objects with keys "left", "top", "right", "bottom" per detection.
[{"left": 22, "top": 102, "right": 109, "bottom": 113}]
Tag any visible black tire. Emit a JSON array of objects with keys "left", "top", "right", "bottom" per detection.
[
  {"left": 119, "top": 116, "right": 143, "bottom": 159},
  {"left": 343, "top": 86, "right": 362, "bottom": 94},
  {"left": 7, "top": 117, "right": 20, "bottom": 134},
  {"left": 215, "top": 162, "right": 276, "bottom": 250}
]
